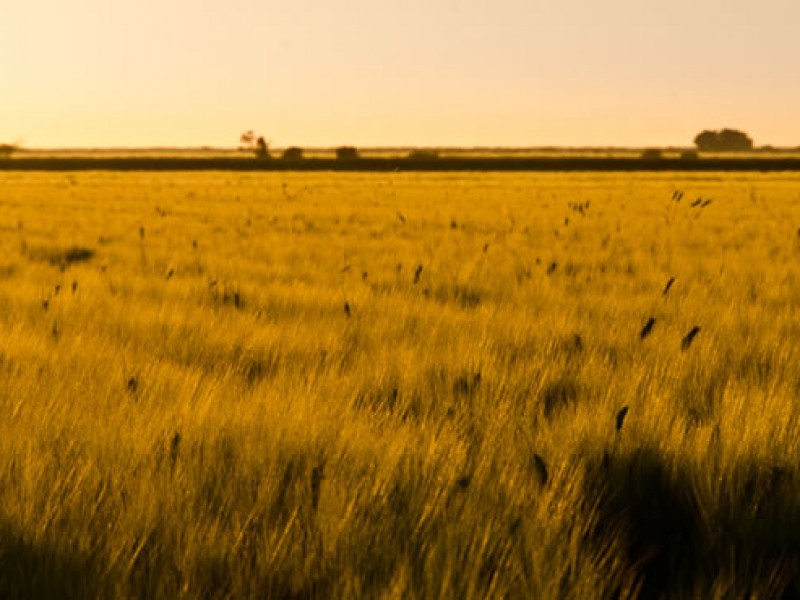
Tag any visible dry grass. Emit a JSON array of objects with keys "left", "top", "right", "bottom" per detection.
[{"left": 1, "top": 171, "right": 800, "bottom": 598}]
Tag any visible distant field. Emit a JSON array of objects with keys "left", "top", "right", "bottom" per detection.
[
  {"left": 2, "top": 171, "right": 800, "bottom": 598},
  {"left": 12, "top": 146, "right": 800, "bottom": 160}
]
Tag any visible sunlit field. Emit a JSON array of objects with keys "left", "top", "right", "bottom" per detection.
[{"left": 2, "top": 171, "right": 800, "bottom": 598}]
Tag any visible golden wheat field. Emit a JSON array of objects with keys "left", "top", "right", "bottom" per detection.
[{"left": 2, "top": 171, "right": 800, "bottom": 598}]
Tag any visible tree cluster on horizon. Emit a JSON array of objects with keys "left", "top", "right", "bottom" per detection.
[{"left": 694, "top": 129, "right": 753, "bottom": 152}]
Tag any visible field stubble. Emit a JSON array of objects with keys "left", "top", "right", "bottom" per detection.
[{"left": 1, "top": 172, "right": 800, "bottom": 598}]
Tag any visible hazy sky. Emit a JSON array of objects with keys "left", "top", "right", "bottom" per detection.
[{"left": 2, "top": 0, "right": 798, "bottom": 147}]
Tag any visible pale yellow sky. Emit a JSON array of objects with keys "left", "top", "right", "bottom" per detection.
[{"left": 2, "top": 0, "right": 798, "bottom": 148}]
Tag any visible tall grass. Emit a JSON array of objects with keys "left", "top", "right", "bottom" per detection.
[{"left": 1, "top": 171, "right": 800, "bottom": 598}]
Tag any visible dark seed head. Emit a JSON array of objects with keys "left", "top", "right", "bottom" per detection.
[
  {"left": 532, "top": 453, "right": 548, "bottom": 487},
  {"left": 413, "top": 264, "right": 423, "bottom": 285},
  {"left": 344, "top": 302, "right": 351, "bottom": 318},
  {"left": 456, "top": 475, "right": 471, "bottom": 490},
  {"left": 170, "top": 432, "right": 181, "bottom": 465},
  {"left": 572, "top": 334, "right": 583, "bottom": 352},
  {"left": 640, "top": 317, "right": 656, "bottom": 340},
  {"left": 662, "top": 277, "right": 676, "bottom": 296},
  {"left": 681, "top": 326, "right": 701, "bottom": 351},
  {"left": 616, "top": 406, "right": 629, "bottom": 432}
]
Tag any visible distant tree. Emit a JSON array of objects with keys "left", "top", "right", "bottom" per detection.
[
  {"left": 240, "top": 131, "right": 271, "bottom": 158},
  {"left": 693, "top": 131, "right": 718, "bottom": 151},
  {"left": 640, "top": 148, "right": 663, "bottom": 160},
  {"left": 694, "top": 129, "right": 753, "bottom": 151},
  {"left": 335, "top": 146, "right": 359, "bottom": 160},
  {"left": 0, "top": 143, "right": 18, "bottom": 159},
  {"left": 717, "top": 128, "right": 753, "bottom": 151},
  {"left": 240, "top": 130, "right": 255, "bottom": 148},
  {"left": 282, "top": 147, "right": 304, "bottom": 160},
  {"left": 255, "top": 136, "right": 270, "bottom": 159}
]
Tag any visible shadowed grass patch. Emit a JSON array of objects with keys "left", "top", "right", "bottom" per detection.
[{"left": 585, "top": 448, "right": 800, "bottom": 598}]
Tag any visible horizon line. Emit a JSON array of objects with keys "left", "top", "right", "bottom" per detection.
[{"left": 11, "top": 144, "right": 800, "bottom": 152}]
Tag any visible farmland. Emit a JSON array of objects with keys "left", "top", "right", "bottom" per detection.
[{"left": 2, "top": 171, "right": 800, "bottom": 598}]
